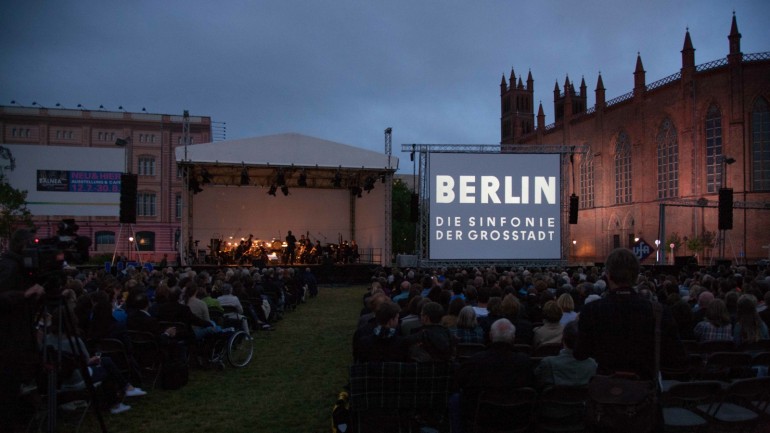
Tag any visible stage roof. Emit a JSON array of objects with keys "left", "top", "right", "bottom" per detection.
[{"left": 175, "top": 132, "right": 397, "bottom": 170}]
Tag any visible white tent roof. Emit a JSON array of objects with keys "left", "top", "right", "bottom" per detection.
[{"left": 175, "top": 132, "right": 397, "bottom": 170}]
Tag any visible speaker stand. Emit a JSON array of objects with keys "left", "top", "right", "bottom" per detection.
[{"left": 110, "top": 223, "right": 143, "bottom": 268}]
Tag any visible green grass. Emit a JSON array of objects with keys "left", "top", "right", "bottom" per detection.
[{"left": 72, "top": 284, "right": 364, "bottom": 433}]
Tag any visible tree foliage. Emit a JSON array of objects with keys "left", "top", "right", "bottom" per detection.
[
  {"left": 391, "top": 178, "right": 416, "bottom": 256},
  {"left": 0, "top": 174, "right": 33, "bottom": 249}
]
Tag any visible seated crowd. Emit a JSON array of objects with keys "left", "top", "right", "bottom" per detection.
[
  {"left": 351, "top": 251, "right": 770, "bottom": 432},
  {"left": 35, "top": 264, "right": 318, "bottom": 416}
]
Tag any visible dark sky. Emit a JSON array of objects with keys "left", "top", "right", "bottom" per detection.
[{"left": 2, "top": 0, "right": 768, "bottom": 172}]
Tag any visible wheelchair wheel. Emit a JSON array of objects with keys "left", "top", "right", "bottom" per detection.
[
  {"left": 208, "top": 337, "right": 227, "bottom": 370},
  {"left": 227, "top": 330, "right": 253, "bottom": 367}
]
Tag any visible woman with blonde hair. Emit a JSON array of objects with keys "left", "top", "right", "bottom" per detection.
[
  {"left": 556, "top": 293, "right": 578, "bottom": 326},
  {"left": 733, "top": 294, "right": 769, "bottom": 346},
  {"left": 533, "top": 300, "right": 564, "bottom": 348},
  {"left": 693, "top": 298, "right": 732, "bottom": 342}
]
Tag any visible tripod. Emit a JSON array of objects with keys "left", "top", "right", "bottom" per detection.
[{"left": 35, "top": 289, "right": 107, "bottom": 433}]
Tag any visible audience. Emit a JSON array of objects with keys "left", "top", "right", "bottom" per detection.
[
  {"left": 693, "top": 298, "right": 733, "bottom": 342},
  {"left": 449, "top": 306, "right": 485, "bottom": 344}
]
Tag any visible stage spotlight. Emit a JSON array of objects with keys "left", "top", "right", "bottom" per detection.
[
  {"left": 281, "top": 185, "right": 289, "bottom": 196},
  {"left": 240, "top": 167, "right": 250, "bottom": 185},
  {"left": 351, "top": 186, "right": 362, "bottom": 198},
  {"left": 332, "top": 171, "right": 342, "bottom": 188},
  {"left": 276, "top": 168, "right": 286, "bottom": 186},
  {"left": 115, "top": 138, "right": 129, "bottom": 146},
  {"left": 268, "top": 184, "right": 277, "bottom": 196},
  {"left": 363, "top": 176, "right": 376, "bottom": 193},
  {"left": 201, "top": 168, "right": 212, "bottom": 184},
  {"left": 298, "top": 170, "right": 308, "bottom": 187}
]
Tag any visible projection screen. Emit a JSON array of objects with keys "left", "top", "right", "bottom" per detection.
[{"left": 428, "top": 152, "right": 562, "bottom": 260}]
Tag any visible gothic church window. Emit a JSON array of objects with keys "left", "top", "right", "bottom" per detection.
[
  {"left": 614, "top": 131, "right": 632, "bottom": 204},
  {"left": 656, "top": 117, "right": 679, "bottom": 199},
  {"left": 752, "top": 97, "right": 770, "bottom": 191},
  {"left": 705, "top": 105, "right": 723, "bottom": 193},
  {"left": 580, "top": 150, "right": 594, "bottom": 208}
]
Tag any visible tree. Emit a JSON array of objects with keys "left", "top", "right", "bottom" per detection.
[
  {"left": 0, "top": 174, "right": 33, "bottom": 250},
  {"left": 391, "top": 178, "right": 416, "bottom": 256}
]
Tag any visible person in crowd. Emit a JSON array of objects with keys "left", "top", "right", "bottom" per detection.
[
  {"left": 45, "top": 306, "right": 146, "bottom": 415},
  {"left": 184, "top": 281, "right": 211, "bottom": 325},
  {"left": 407, "top": 301, "right": 454, "bottom": 362},
  {"left": 285, "top": 230, "right": 297, "bottom": 265},
  {"left": 355, "top": 301, "right": 409, "bottom": 362},
  {"left": 400, "top": 296, "right": 427, "bottom": 336},
  {"left": 440, "top": 297, "right": 465, "bottom": 328},
  {"left": 0, "top": 229, "right": 46, "bottom": 430},
  {"left": 217, "top": 283, "right": 250, "bottom": 333},
  {"left": 501, "top": 294, "right": 534, "bottom": 345},
  {"left": 556, "top": 292, "right": 578, "bottom": 326},
  {"left": 472, "top": 286, "right": 491, "bottom": 318},
  {"left": 669, "top": 297, "right": 696, "bottom": 341},
  {"left": 451, "top": 318, "right": 534, "bottom": 433},
  {"left": 575, "top": 248, "right": 685, "bottom": 380},
  {"left": 533, "top": 300, "right": 564, "bottom": 348},
  {"left": 693, "top": 298, "right": 733, "bottom": 342},
  {"left": 153, "top": 284, "right": 215, "bottom": 341},
  {"left": 733, "top": 294, "right": 769, "bottom": 346},
  {"left": 449, "top": 306, "right": 485, "bottom": 344},
  {"left": 535, "top": 320, "right": 597, "bottom": 388}
]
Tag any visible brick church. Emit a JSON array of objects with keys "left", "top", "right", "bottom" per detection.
[{"left": 501, "top": 14, "right": 770, "bottom": 265}]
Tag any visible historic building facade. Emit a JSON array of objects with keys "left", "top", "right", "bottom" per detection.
[
  {"left": 501, "top": 15, "right": 770, "bottom": 264},
  {"left": 0, "top": 106, "right": 212, "bottom": 262}
]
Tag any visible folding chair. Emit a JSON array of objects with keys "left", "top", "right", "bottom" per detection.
[
  {"left": 537, "top": 385, "right": 588, "bottom": 433},
  {"left": 662, "top": 380, "right": 722, "bottom": 432},
  {"left": 696, "top": 351, "right": 753, "bottom": 381},
  {"left": 471, "top": 388, "right": 537, "bottom": 433},
  {"left": 89, "top": 338, "right": 132, "bottom": 380},
  {"left": 126, "top": 331, "right": 163, "bottom": 389},
  {"left": 696, "top": 376, "right": 770, "bottom": 431},
  {"left": 456, "top": 343, "right": 486, "bottom": 361},
  {"left": 698, "top": 339, "right": 735, "bottom": 354}
]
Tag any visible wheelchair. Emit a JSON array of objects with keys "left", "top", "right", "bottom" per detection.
[{"left": 206, "top": 328, "right": 253, "bottom": 369}]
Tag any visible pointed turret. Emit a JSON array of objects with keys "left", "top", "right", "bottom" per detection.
[
  {"left": 634, "top": 52, "right": 646, "bottom": 96},
  {"left": 595, "top": 73, "right": 606, "bottom": 109},
  {"left": 510, "top": 68, "right": 516, "bottom": 85},
  {"left": 681, "top": 28, "right": 695, "bottom": 70},
  {"left": 517, "top": 76, "right": 524, "bottom": 89},
  {"left": 580, "top": 76, "right": 587, "bottom": 96},
  {"left": 537, "top": 102, "right": 545, "bottom": 131},
  {"left": 526, "top": 70, "right": 534, "bottom": 93},
  {"left": 500, "top": 73, "right": 508, "bottom": 93},
  {"left": 728, "top": 12, "right": 742, "bottom": 64}
]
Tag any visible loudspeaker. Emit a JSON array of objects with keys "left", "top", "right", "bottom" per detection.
[
  {"left": 568, "top": 194, "right": 579, "bottom": 224},
  {"left": 410, "top": 193, "right": 419, "bottom": 222},
  {"left": 120, "top": 174, "right": 138, "bottom": 224},
  {"left": 718, "top": 188, "right": 733, "bottom": 230}
]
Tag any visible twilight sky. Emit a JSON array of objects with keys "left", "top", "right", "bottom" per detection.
[{"left": 1, "top": 0, "right": 768, "bottom": 172}]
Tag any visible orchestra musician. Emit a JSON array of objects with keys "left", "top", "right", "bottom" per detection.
[{"left": 285, "top": 230, "right": 297, "bottom": 265}]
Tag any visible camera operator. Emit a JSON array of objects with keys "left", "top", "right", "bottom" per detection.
[{"left": 0, "top": 228, "right": 45, "bottom": 432}]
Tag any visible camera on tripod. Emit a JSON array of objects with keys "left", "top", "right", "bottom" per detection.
[{"left": 21, "top": 219, "right": 92, "bottom": 294}]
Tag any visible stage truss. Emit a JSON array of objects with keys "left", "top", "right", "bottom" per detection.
[{"left": 401, "top": 144, "right": 589, "bottom": 268}]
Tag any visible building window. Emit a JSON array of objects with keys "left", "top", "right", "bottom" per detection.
[
  {"left": 579, "top": 149, "right": 594, "bottom": 208},
  {"left": 175, "top": 194, "right": 182, "bottom": 219},
  {"left": 138, "top": 156, "right": 156, "bottom": 176},
  {"left": 137, "top": 192, "right": 156, "bottom": 217},
  {"left": 94, "top": 231, "right": 116, "bottom": 250},
  {"left": 614, "top": 131, "right": 632, "bottom": 204},
  {"left": 135, "top": 231, "right": 155, "bottom": 251},
  {"left": 705, "top": 105, "right": 723, "bottom": 193},
  {"left": 752, "top": 97, "right": 770, "bottom": 191},
  {"left": 656, "top": 117, "right": 679, "bottom": 199}
]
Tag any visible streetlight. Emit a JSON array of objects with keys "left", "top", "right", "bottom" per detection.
[
  {"left": 655, "top": 239, "right": 661, "bottom": 264},
  {"left": 128, "top": 236, "right": 134, "bottom": 262},
  {"left": 572, "top": 239, "right": 577, "bottom": 262}
]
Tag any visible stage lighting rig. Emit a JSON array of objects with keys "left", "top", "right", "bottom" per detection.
[
  {"left": 276, "top": 168, "right": 286, "bottom": 186},
  {"left": 201, "top": 168, "right": 212, "bottom": 184},
  {"left": 298, "top": 169, "right": 308, "bottom": 187},
  {"left": 240, "top": 167, "right": 250, "bottom": 185},
  {"left": 332, "top": 171, "right": 342, "bottom": 188},
  {"left": 281, "top": 185, "right": 289, "bottom": 196},
  {"left": 268, "top": 184, "right": 277, "bottom": 196},
  {"left": 363, "top": 176, "right": 376, "bottom": 193}
]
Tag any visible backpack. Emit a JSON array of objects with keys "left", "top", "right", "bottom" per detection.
[{"left": 331, "top": 391, "right": 350, "bottom": 433}]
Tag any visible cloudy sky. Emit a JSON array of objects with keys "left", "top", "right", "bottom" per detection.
[{"left": 2, "top": 0, "right": 768, "bottom": 172}]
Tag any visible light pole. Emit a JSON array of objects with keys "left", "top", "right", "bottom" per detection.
[
  {"left": 670, "top": 243, "right": 675, "bottom": 265},
  {"left": 572, "top": 239, "right": 577, "bottom": 262},
  {"left": 128, "top": 236, "right": 134, "bottom": 262},
  {"left": 655, "top": 239, "right": 661, "bottom": 264}
]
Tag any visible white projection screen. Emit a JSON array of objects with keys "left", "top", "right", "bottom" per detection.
[{"left": 428, "top": 153, "right": 562, "bottom": 260}]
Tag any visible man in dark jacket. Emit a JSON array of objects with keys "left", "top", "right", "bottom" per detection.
[
  {"left": 451, "top": 318, "right": 534, "bottom": 433},
  {"left": 574, "top": 248, "right": 685, "bottom": 379},
  {"left": 0, "top": 229, "right": 46, "bottom": 431}
]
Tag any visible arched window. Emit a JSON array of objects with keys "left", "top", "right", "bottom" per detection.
[
  {"left": 94, "top": 231, "right": 115, "bottom": 252},
  {"left": 705, "top": 105, "right": 723, "bottom": 193},
  {"left": 614, "top": 131, "right": 632, "bottom": 204},
  {"left": 752, "top": 97, "right": 770, "bottom": 191},
  {"left": 135, "top": 231, "right": 155, "bottom": 251},
  {"left": 656, "top": 117, "right": 679, "bottom": 199},
  {"left": 579, "top": 149, "right": 594, "bottom": 208}
]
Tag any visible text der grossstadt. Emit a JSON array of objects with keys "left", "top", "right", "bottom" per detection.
[{"left": 434, "top": 216, "right": 557, "bottom": 241}]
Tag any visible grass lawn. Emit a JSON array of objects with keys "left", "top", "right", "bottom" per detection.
[{"left": 67, "top": 284, "right": 364, "bottom": 433}]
